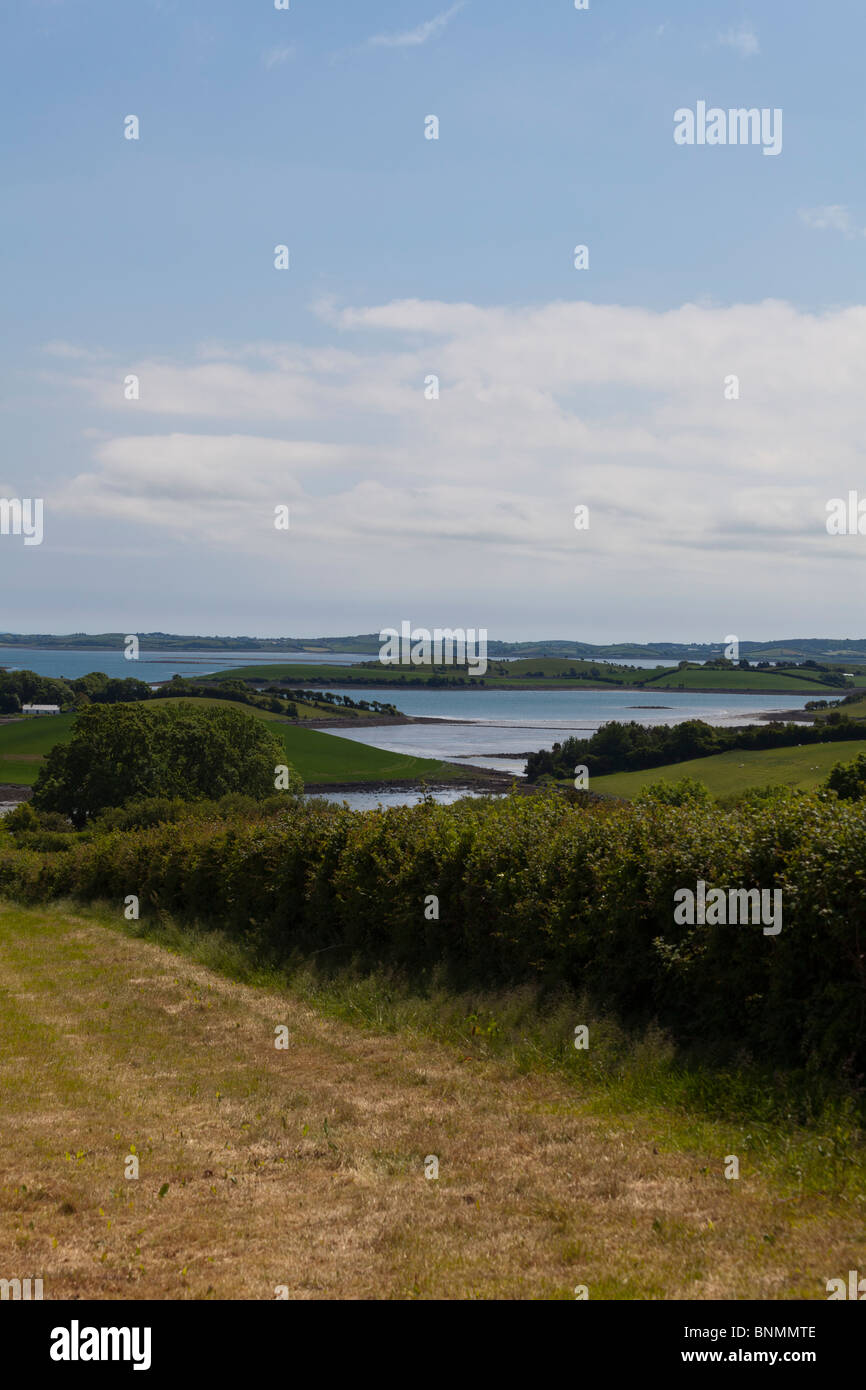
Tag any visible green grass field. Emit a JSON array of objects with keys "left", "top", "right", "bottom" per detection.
[
  {"left": 0, "top": 714, "right": 76, "bottom": 785},
  {"left": 817, "top": 696, "right": 866, "bottom": 722},
  {"left": 274, "top": 725, "right": 454, "bottom": 785},
  {"left": 208, "top": 658, "right": 852, "bottom": 694},
  {"left": 0, "top": 701, "right": 451, "bottom": 788},
  {"left": 591, "top": 739, "right": 864, "bottom": 801},
  {"left": 647, "top": 668, "right": 837, "bottom": 693}
]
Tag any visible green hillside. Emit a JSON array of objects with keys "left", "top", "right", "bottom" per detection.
[
  {"left": 274, "top": 725, "right": 453, "bottom": 785},
  {"left": 591, "top": 740, "right": 859, "bottom": 801},
  {"left": 646, "top": 667, "right": 836, "bottom": 693}
]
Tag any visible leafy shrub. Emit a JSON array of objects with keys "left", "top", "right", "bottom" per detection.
[
  {"left": 634, "top": 778, "right": 711, "bottom": 807},
  {"left": 93, "top": 798, "right": 192, "bottom": 831},
  {"left": 92, "top": 791, "right": 302, "bottom": 832},
  {"left": 12, "top": 830, "right": 74, "bottom": 853},
  {"left": 4, "top": 802, "right": 38, "bottom": 833}
]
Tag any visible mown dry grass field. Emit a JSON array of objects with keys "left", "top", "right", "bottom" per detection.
[{"left": 0, "top": 900, "right": 863, "bottom": 1300}]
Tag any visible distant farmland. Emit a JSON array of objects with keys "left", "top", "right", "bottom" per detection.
[{"left": 205, "top": 657, "right": 852, "bottom": 694}]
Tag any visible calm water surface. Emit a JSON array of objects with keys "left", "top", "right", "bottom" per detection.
[
  {"left": 316, "top": 688, "right": 814, "bottom": 776},
  {"left": 0, "top": 648, "right": 368, "bottom": 683},
  {"left": 308, "top": 787, "right": 507, "bottom": 811}
]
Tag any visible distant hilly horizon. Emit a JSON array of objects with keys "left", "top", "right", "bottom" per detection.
[{"left": 3, "top": 633, "right": 866, "bottom": 663}]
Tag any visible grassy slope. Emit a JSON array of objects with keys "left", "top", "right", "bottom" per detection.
[
  {"left": 591, "top": 740, "right": 862, "bottom": 800},
  {"left": 1, "top": 898, "right": 862, "bottom": 1300},
  {"left": 275, "top": 725, "right": 453, "bottom": 785},
  {"left": 155, "top": 693, "right": 386, "bottom": 722},
  {"left": 154, "top": 696, "right": 286, "bottom": 719},
  {"left": 0, "top": 701, "right": 450, "bottom": 788}
]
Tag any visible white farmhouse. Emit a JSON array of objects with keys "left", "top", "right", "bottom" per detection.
[{"left": 21, "top": 703, "right": 61, "bottom": 715}]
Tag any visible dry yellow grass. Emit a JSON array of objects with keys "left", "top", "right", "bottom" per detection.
[{"left": 0, "top": 900, "right": 862, "bottom": 1300}]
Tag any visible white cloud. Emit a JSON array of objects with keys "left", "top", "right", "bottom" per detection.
[
  {"left": 47, "top": 298, "right": 866, "bottom": 630},
  {"left": 42, "top": 341, "right": 107, "bottom": 361},
  {"left": 716, "top": 23, "right": 759, "bottom": 58},
  {"left": 799, "top": 205, "right": 864, "bottom": 238},
  {"left": 262, "top": 45, "right": 295, "bottom": 69},
  {"left": 367, "top": 3, "right": 464, "bottom": 49}
]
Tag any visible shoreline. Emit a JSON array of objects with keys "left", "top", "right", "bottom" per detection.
[
  {"left": 0, "top": 785, "right": 30, "bottom": 804},
  {"left": 288, "top": 713, "right": 458, "bottom": 729},
  {"left": 304, "top": 771, "right": 527, "bottom": 796},
  {"left": 276, "top": 681, "right": 855, "bottom": 697},
  {"left": 753, "top": 707, "right": 824, "bottom": 724}
]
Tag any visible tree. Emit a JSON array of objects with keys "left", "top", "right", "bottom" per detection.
[
  {"left": 825, "top": 752, "right": 866, "bottom": 801},
  {"left": 71, "top": 672, "right": 109, "bottom": 699},
  {"left": 97, "top": 676, "right": 153, "bottom": 704},
  {"left": 32, "top": 703, "right": 300, "bottom": 826}
]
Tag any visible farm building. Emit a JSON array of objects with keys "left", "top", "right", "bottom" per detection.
[{"left": 21, "top": 703, "right": 61, "bottom": 715}]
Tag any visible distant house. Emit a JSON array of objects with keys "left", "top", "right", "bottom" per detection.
[{"left": 22, "top": 703, "right": 61, "bottom": 715}]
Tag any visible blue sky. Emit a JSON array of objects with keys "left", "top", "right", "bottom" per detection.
[{"left": 2, "top": 1, "right": 866, "bottom": 640}]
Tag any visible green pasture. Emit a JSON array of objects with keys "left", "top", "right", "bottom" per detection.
[{"left": 591, "top": 739, "right": 865, "bottom": 801}]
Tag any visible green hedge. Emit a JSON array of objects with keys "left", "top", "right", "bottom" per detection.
[{"left": 2, "top": 792, "right": 865, "bottom": 1074}]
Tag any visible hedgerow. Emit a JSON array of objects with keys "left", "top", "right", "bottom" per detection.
[{"left": 1, "top": 791, "right": 864, "bottom": 1075}]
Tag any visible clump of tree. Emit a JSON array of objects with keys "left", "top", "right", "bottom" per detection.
[
  {"left": 31, "top": 703, "right": 301, "bottom": 826},
  {"left": 0, "top": 669, "right": 77, "bottom": 708},
  {"left": 825, "top": 752, "right": 866, "bottom": 801},
  {"left": 285, "top": 689, "right": 399, "bottom": 715},
  {"left": 0, "top": 668, "right": 155, "bottom": 711}
]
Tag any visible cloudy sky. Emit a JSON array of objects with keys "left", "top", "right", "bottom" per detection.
[{"left": 2, "top": 0, "right": 865, "bottom": 642}]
